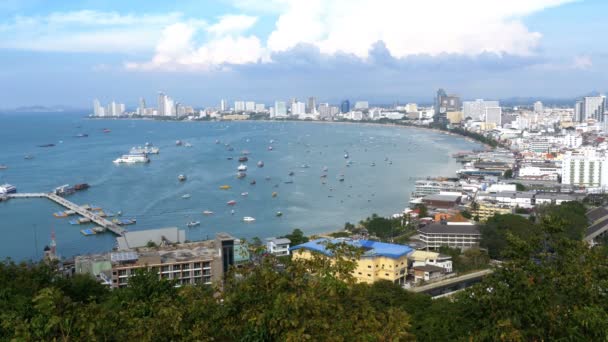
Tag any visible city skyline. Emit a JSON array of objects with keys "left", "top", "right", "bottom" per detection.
[{"left": 1, "top": 0, "right": 607, "bottom": 107}]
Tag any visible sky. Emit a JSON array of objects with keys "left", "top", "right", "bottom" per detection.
[{"left": 1, "top": 0, "right": 607, "bottom": 108}]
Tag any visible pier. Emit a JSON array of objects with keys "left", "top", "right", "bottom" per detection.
[{"left": 6, "top": 193, "right": 125, "bottom": 236}]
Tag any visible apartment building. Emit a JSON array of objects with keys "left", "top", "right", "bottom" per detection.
[
  {"left": 291, "top": 238, "right": 413, "bottom": 285},
  {"left": 417, "top": 222, "right": 481, "bottom": 250}
]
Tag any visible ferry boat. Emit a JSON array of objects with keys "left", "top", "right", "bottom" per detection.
[
  {"left": 227, "top": 200, "right": 237, "bottom": 206},
  {"left": 178, "top": 174, "right": 187, "bottom": 182},
  {"left": 238, "top": 156, "right": 248, "bottom": 162},
  {"left": 257, "top": 161, "right": 264, "bottom": 167},
  {"left": 130, "top": 146, "right": 160, "bottom": 154},
  {"left": 219, "top": 185, "right": 231, "bottom": 190},
  {"left": 243, "top": 216, "right": 256, "bottom": 223},
  {"left": 54, "top": 184, "right": 75, "bottom": 196},
  {"left": 237, "top": 164, "right": 248, "bottom": 172},
  {"left": 113, "top": 154, "right": 150, "bottom": 164},
  {"left": 0, "top": 184, "right": 17, "bottom": 194},
  {"left": 187, "top": 221, "right": 200, "bottom": 228}
]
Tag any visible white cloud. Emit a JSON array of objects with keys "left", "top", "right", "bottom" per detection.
[
  {"left": 572, "top": 55, "right": 592, "bottom": 70},
  {"left": 0, "top": 10, "right": 203, "bottom": 53},
  {"left": 207, "top": 15, "right": 258, "bottom": 36}
]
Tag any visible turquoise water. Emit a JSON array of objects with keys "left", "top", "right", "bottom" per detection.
[{"left": 0, "top": 112, "right": 482, "bottom": 260}]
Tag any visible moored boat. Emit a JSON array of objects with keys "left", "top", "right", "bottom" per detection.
[
  {"left": 237, "top": 164, "right": 248, "bottom": 171},
  {"left": 113, "top": 154, "right": 150, "bottom": 164},
  {"left": 219, "top": 185, "right": 231, "bottom": 190},
  {"left": 203, "top": 210, "right": 214, "bottom": 215},
  {"left": 178, "top": 174, "right": 187, "bottom": 181},
  {"left": 238, "top": 156, "right": 248, "bottom": 162},
  {"left": 187, "top": 221, "right": 200, "bottom": 228},
  {"left": 243, "top": 216, "right": 256, "bottom": 223},
  {"left": 257, "top": 161, "right": 264, "bottom": 167},
  {"left": 227, "top": 200, "right": 237, "bottom": 206}
]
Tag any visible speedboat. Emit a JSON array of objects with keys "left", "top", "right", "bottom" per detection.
[
  {"left": 75, "top": 133, "right": 88, "bottom": 138},
  {"left": 24, "top": 155, "right": 33, "bottom": 160},
  {"left": 257, "top": 161, "right": 264, "bottom": 168},
  {"left": 113, "top": 154, "right": 150, "bottom": 164},
  {"left": 250, "top": 180, "right": 256, "bottom": 185},
  {"left": 227, "top": 200, "right": 237, "bottom": 206},
  {"left": 0, "top": 184, "right": 17, "bottom": 194},
  {"left": 203, "top": 210, "right": 214, "bottom": 215},
  {"left": 371, "top": 162, "right": 375, "bottom": 166},
  {"left": 236, "top": 172, "right": 246, "bottom": 179},
  {"left": 184, "top": 143, "right": 193, "bottom": 148},
  {"left": 322, "top": 166, "right": 328, "bottom": 172},
  {"left": 268, "top": 146, "right": 273, "bottom": 151},
  {"left": 241, "top": 192, "right": 249, "bottom": 196},
  {"left": 219, "top": 185, "right": 231, "bottom": 190},
  {"left": 238, "top": 156, "right": 248, "bottom": 162},
  {"left": 178, "top": 174, "right": 187, "bottom": 181},
  {"left": 182, "top": 194, "right": 191, "bottom": 199},
  {"left": 237, "top": 164, "right": 248, "bottom": 172},
  {"left": 187, "top": 221, "right": 200, "bottom": 228},
  {"left": 301, "top": 164, "right": 310, "bottom": 168},
  {"left": 130, "top": 145, "right": 160, "bottom": 154},
  {"left": 215, "top": 140, "right": 220, "bottom": 144},
  {"left": 269, "top": 139, "right": 275, "bottom": 144},
  {"left": 176, "top": 140, "right": 183, "bottom": 146},
  {"left": 344, "top": 153, "right": 349, "bottom": 159},
  {"left": 276, "top": 211, "right": 283, "bottom": 217},
  {"left": 102, "top": 128, "right": 111, "bottom": 133},
  {"left": 243, "top": 216, "right": 256, "bottom": 223}
]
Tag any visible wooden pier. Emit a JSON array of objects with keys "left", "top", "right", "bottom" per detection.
[{"left": 6, "top": 193, "right": 125, "bottom": 236}]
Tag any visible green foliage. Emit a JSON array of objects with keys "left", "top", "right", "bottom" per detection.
[
  {"left": 281, "top": 228, "right": 309, "bottom": 246},
  {"left": 414, "top": 204, "right": 429, "bottom": 218},
  {"left": 514, "top": 182, "right": 526, "bottom": 191},
  {"left": 481, "top": 214, "right": 539, "bottom": 259},
  {"left": 329, "top": 231, "right": 351, "bottom": 238},
  {"left": 438, "top": 246, "right": 490, "bottom": 273},
  {"left": 460, "top": 210, "right": 472, "bottom": 219},
  {"left": 360, "top": 213, "right": 404, "bottom": 240},
  {"left": 537, "top": 201, "right": 587, "bottom": 240},
  {"left": 503, "top": 168, "right": 513, "bottom": 178}
]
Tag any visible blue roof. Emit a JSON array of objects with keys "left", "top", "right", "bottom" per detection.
[{"left": 290, "top": 238, "right": 413, "bottom": 259}]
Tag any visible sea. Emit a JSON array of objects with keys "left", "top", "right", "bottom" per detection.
[{"left": 0, "top": 112, "right": 483, "bottom": 261}]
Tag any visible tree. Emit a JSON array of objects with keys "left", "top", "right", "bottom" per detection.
[
  {"left": 481, "top": 214, "right": 539, "bottom": 259},
  {"left": 503, "top": 169, "right": 513, "bottom": 178},
  {"left": 282, "top": 228, "right": 309, "bottom": 246},
  {"left": 414, "top": 204, "right": 429, "bottom": 218}
]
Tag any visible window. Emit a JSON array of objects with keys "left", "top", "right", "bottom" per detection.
[
  {"left": 193, "top": 262, "right": 201, "bottom": 268},
  {"left": 367, "top": 274, "right": 371, "bottom": 277},
  {"left": 161, "top": 266, "right": 169, "bottom": 272},
  {"left": 173, "top": 264, "right": 181, "bottom": 271},
  {"left": 367, "top": 265, "right": 371, "bottom": 268},
  {"left": 385, "top": 273, "right": 389, "bottom": 276},
  {"left": 203, "top": 262, "right": 211, "bottom": 268}
]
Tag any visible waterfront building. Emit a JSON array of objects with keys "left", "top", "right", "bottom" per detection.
[
  {"left": 93, "top": 99, "right": 105, "bottom": 116},
  {"left": 354, "top": 101, "right": 369, "bottom": 110},
  {"left": 291, "top": 238, "right": 413, "bottom": 285},
  {"left": 234, "top": 101, "right": 245, "bottom": 112},
  {"left": 476, "top": 191, "right": 536, "bottom": 208},
  {"left": 220, "top": 99, "right": 227, "bottom": 112},
  {"left": 274, "top": 101, "right": 287, "bottom": 117},
  {"left": 245, "top": 101, "right": 256, "bottom": 112},
  {"left": 341, "top": 100, "right": 350, "bottom": 113},
  {"left": 463, "top": 99, "right": 499, "bottom": 120},
  {"left": 405, "top": 103, "right": 418, "bottom": 113},
  {"left": 157, "top": 92, "right": 174, "bottom": 116},
  {"left": 255, "top": 103, "right": 265, "bottom": 112},
  {"left": 411, "top": 180, "right": 462, "bottom": 199},
  {"left": 138, "top": 98, "right": 146, "bottom": 115},
  {"left": 485, "top": 107, "right": 502, "bottom": 126},
  {"left": 435, "top": 89, "right": 460, "bottom": 125},
  {"left": 265, "top": 237, "right": 291, "bottom": 256},
  {"left": 417, "top": 222, "right": 481, "bottom": 250},
  {"left": 307, "top": 97, "right": 317, "bottom": 114},
  {"left": 291, "top": 101, "right": 306, "bottom": 116},
  {"left": 446, "top": 111, "right": 464, "bottom": 124}
]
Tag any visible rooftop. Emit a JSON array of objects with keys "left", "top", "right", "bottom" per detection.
[
  {"left": 116, "top": 227, "right": 186, "bottom": 250},
  {"left": 290, "top": 238, "right": 413, "bottom": 259},
  {"left": 586, "top": 206, "right": 608, "bottom": 223},
  {"left": 422, "top": 194, "right": 461, "bottom": 202},
  {"left": 418, "top": 223, "right": 481, "bottom": 235}
]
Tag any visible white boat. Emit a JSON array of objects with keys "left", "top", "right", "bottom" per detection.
[
  {"left": 182, "top": 194, "right": 191, "bottom": 199},
  {"left": 0, "top": 184, "right": 17, "bottom": 194},
  {"left": 241, "top": 192, "right": 248, "bottom": 196},
  {"left": 130, "top": 146, "right": 160, "bottom": 154},
  {"left": 203, "top": 210, "right": 214, "bottom": 215},
  {"left": 243, "top": 216, "right": 256, "bottom": 222},
  {"left": 176, "top": 140, "right": 183, "bottom": 146},
  {"left": 184, "top": 143, "right": 193, "bottom": 148},
  {"left": 257, "top": 161, "right": 264, "bottom": 167},
  {"left": 237, "top": 164, "right": 248, "bottom": 171},
  {"left": 113, "top": 154, "right": 150, "bottom": 164},
  {"left": 344, "top": 153, "right": 349, "bottom": 159},
  {"left": 0, "top": 165, "right": 7, "bottom": 170},
  {"left": 268, "top": 146, "right": 273, "bottom": 151},
  {"left": 178, "top": 174, "right": 187, "bottom": 181},
  {"left": 187, "top": 221, "right": 200, "bottom": 227}
]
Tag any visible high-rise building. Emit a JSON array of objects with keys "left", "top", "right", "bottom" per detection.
[
  {"left": 93, "top": 99, "right": 104, "bottom": 116},
  {"left": 137, "top": 98, "right": 146, "bottom": 115},
  {"left": 580, "top": 96, "right": 606, "bottom": 122},
  {"left": 158, "top": 92, "right": 171, "bottom": 116},
  {"left": 574, "top": 100, "right": 583, "bottom": 122},
  {"left": 463, "top": 99, "right": 499, "bottom": 120},
  {"left": 165, "top": 97, "right": 175, "bottom": 116},
  {"left": 318, "top": 103, "right": 338, "bottom": 119},
  {"left": 485, "top": 107, "right": 502, "bottom": 126},
  {"left": 274, "top": 101, "right": 287, "bottom": 117},
  {"left": 435, "top": 89, "right": 461, "bottom": 125},
  {"left": 245, "top": 101, "right": 256, "bottom": 112},
  {"left": 307, "top": 97, "right": 316, "bottom": 114},
  {"left": 533, "top": 101, "right": 543, "bottom": 114},
  {"left": 354, "top": 101, "right": 369, "bottom": 110},
  {"left": 341, "top": 100, "right": 350, "bottom": 113},
  {"left": 561, "top": 151, "right": 608, "bottom": 188},
  {"left": 255, "top": 104, "right": 265, "bottom": 112},
  {"left": 234, "top": 101, "right": 245, "bottom": 112},
  {"left": 291, "top": 101, "right": 306, "bottom": 115},
  {"left": 405, "top": 103, "right": 418, "bottom": 113},
  {"left": 220, "top": 99, "right": 227, "bottom": 112}
]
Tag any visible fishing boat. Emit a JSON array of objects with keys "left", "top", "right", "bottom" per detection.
[
  {"left": 236, "top": 172, "right": 246, "bottom": 179},
  {"left": 257, "top": 161, "right": 264, "bottom": 167},
  {"left": 176, "top": 140, "right": 183, "bottom": 146},
  {"left": 187, "top": 221, "right": 200, "bottom": 228},
  {"left": 272, "top": 192, "right": 278, "bottom": 198},
  {"left": 184, "top": 143, "right": 193, "bottom": 148},
  {"left": 0, "top": 165, "right": 7, "bottom": 170},
  {"left": 344, "top": 153, "right": 349, "bottom": 159},
  {"left": 178, "top": 174, "right": 187, "bottom": 181},
  {"left": 243, "top": 216, "right": 256, "bottom": 223},
  {"left": 250, "top": 179, "right": 256, "bottom": 185},
  {"left": 219, "top": 185, "right": 231, "bottom": 190},
  {"left": 288, "top": 171, "right": 295, "bottom": 176},
  {"left": 182, "top": 194, "right": 191, "bottom": 199},
  {"left": 227, "top": 200, "right": 237, "bottom": 206},
  {"left": 276, "top": 211, "right": 283, "bottom": 217},
  {"left": 268, "top": 146, "right": 273, "bottom": 151},
  {"left": 238, "top": 156, "right": 248, "bottom": 162},
  {"left": 237, "top": 164, "right": 248, "bottom": 171},
  {"left": 203, "top": 210, "right": 214, "bottom": 215},
  {"left": 102, "top": 128, "right": 111, "bottom": 133},
  {"left": 241, "top": 192, "right": 249, "bottom": 196}
]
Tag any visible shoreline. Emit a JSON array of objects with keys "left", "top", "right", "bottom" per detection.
[{"left": 89, "top": 116, "right": 495, "bottom": 149}]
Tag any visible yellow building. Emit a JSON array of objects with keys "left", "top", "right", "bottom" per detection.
[
  {"left": 472, "top": 201, "right": 513, "bottom": 222},
  {"left": 446, "top": 111, "right": 464, "bottom": 124},
  {"left": 221, "top": 114, "right": 250, "bottom": 120},
  {"left": 291, "top": 238, "right": 413, "bottom": 285}
]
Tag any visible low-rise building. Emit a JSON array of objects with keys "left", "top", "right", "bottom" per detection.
[
  {"left": 417, "top": 223, "right": 481, "bottom": 250},
  {"left": 291, "top": 238, "right": 413, "bottom": 285},
  {"left": 266, "top": 237, "right": 291, "bottom": 256},
  {"left": 421, "top": 194, "right": 461, "bottom": 209},
  {"left": 408, "top": 250, "right": 453, "bottom": 273},
  {"left": 412, "top": 265, "right": 445, "bottom": 282},
  {"left": 472, "top": 201, "right": 513, "bottom": 222}
]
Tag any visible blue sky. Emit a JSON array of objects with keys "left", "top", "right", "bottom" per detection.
[{"left": 0, "top": 0, "right": 606, "bottom": 108}]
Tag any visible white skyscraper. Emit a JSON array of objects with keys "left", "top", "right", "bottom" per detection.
[
  {"left": 245, "top": 101, "right": 256, "bottom": 112},
  {"left": 274, "top": 101, "right": 287, "bottom": 117},
  {"left": 138, "top": 98, "right": 146, "bottom": 115},
  {"left": 255, "top": 103, "right": 265, "bottom": 112},
  {"left": 463, "top": 99, "right": 499, "bottom": 120},
  {"left": 291, "top": 101, "right": 306, "bottom": 115},
  {"left": 354, "top": 101, "right": 369, "bottom": 110},
  {"left": 485, "top": 107, "right": 502, "bottom": 126},
  {"left": 119, "top": 103, "right": 125, "bottom": 115},
  {"left": 93, "top": 99, "right": 103, "bottom": 116},
  {"left": 562, "top": 151, "right": 608, "bottom": 189},
  {"left": 533, "top": 101, "right": 543, "bottom": 114},
  {"left": 582, "top": 96, "right": 606, "bottom": 122},
  {"left": 220, "top": 99, "right": 227, "bottom": 112},
  {"left": 234, "top": 101, "right": 245, "bottom": 112},
  {"left": 158, "top": 92, "right": 167, "bottom": 116}
]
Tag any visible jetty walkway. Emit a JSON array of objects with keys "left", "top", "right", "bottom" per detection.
[{"left": 6, "top": 193, "right": 125, "bottom": 236}]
